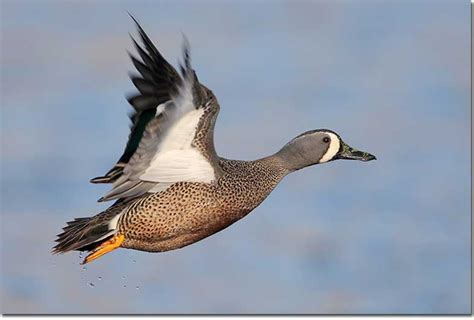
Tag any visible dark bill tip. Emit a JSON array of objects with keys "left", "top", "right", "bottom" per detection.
[
  {"left": 336, "top": 143, "right": 376, "bottom": 162},
  {"left": 361, "top": 153, "right": 377, "bottom": 161}
]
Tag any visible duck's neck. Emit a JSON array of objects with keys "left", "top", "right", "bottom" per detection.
[
  {"left": 271, "top": 145, "right": 315, "bottom": 173},
  {"left": 254, "top": 154, "right": 291, "bottom": 176}
]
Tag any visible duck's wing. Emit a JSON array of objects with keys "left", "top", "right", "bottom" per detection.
[
  {"left": 91, "top": 17, "right": 183, "bottom": 184},
  {"left": 97, "top": 20, "right": 222, "bottom": 202}
]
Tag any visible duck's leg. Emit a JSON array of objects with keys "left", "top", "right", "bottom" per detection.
[{"left": 81, "top": 234, "right": 125, "bottom": 265}]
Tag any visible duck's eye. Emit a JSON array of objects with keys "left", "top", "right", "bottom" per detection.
[{"left": 323, "top": 137, "right": 330, "bottom": 143}]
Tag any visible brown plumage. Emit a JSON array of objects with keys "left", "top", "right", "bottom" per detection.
[
  {"left": 119, "top": 158, "right": 288, "bottom": 252},
  {"left": 53, "top": 17, "right": 376, "bottom": 263}
]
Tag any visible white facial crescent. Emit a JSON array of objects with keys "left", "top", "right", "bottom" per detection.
[{"left": 319, "top": 132, "right": 340, "bottom": 163}]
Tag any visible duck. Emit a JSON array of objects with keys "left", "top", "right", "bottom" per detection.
[{"left": 53, "top": 17, "right": 376, "bottom": 264}]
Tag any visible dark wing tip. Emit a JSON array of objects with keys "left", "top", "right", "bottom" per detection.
[
  {"left": 90, "top": 176, "right": 111, "bottom": 184},
  {"left": 179, "top": 33, "right": 192, "bottom": 78},
  {"left": 127, "top": 94, "right": 160, "bottom": 111},
  {"left": 90, "top": 164, "right": 125, "bottom": 184},
  {"left": 127, "top": 12, "right": 140, "bottom": 27}
]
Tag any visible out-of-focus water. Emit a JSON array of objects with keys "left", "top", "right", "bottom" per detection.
[{"left": 1, "top": 0, "right": 470, "bottom": 314}]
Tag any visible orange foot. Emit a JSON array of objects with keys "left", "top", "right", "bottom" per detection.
[{"left": 82, "top": 234, "right": 125, "bottom": 265}]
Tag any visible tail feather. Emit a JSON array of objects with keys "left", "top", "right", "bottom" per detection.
[
  {"left": 52, "top": 202, "right": 127, "bottom": 254},
  {"left": 52, "top": 217, "right": 112, "bottom": 254}
]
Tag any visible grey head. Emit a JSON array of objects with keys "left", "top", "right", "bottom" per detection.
[{"left": 275, "top": 129, "right": 376, "bottom": 172}]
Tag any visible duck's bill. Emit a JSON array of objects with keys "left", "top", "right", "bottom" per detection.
[{"left": 335, "top": 142, "right": 376, "bottom": 162}]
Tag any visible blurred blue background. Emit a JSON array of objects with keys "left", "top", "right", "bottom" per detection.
[{"left": 1, "top": 0, "right": 470, "bottom": 314}]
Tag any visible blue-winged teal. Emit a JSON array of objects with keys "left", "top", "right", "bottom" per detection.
[{"left": 53, "top": 17, "right": 376, "bottom": 264}]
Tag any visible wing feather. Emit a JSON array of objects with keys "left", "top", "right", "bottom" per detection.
[
  {"left": 91, "top": 17, "right": 182, "bottom": 184},
  {"left": 94, "top": 17, "right": 222, "bottom": 202}
]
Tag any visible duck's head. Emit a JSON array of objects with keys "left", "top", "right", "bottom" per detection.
[{"left": 276, "top": 129, "right": 376, "bottom": 172}]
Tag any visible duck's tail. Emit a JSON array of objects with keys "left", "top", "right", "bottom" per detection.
[{"left": 52, "top": 201, "right": 127, "bottom": 264}]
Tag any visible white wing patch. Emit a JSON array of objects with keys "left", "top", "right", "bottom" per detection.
[
  {"left": 141, "top": 149, "right": 215, "bottom": 183},
  {"left": 99, "top": 76, "right": 216, "bottom": 202},
  {"left": 156, "top": 108, "right": 203, "bottom": 152},
  {"left": 141, "top": 109, "right": 215, "bottom": 183}
]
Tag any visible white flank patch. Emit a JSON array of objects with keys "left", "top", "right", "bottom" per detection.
[
  {"left": 92, "top": 209, "right": 126, "bottom": 243},
  {"left": 108, "top": 209, "right": 125, "bottom": 230},
  {"left": 319, "top": 132, "right": 341, "bottom": 163}
]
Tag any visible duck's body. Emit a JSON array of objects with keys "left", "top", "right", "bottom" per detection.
[
  {"left": 119, "top": 158, "right": 286, "bottom": 252},
  {"left": 53, "top": 17, "right": 376, "bottom": 264}
]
